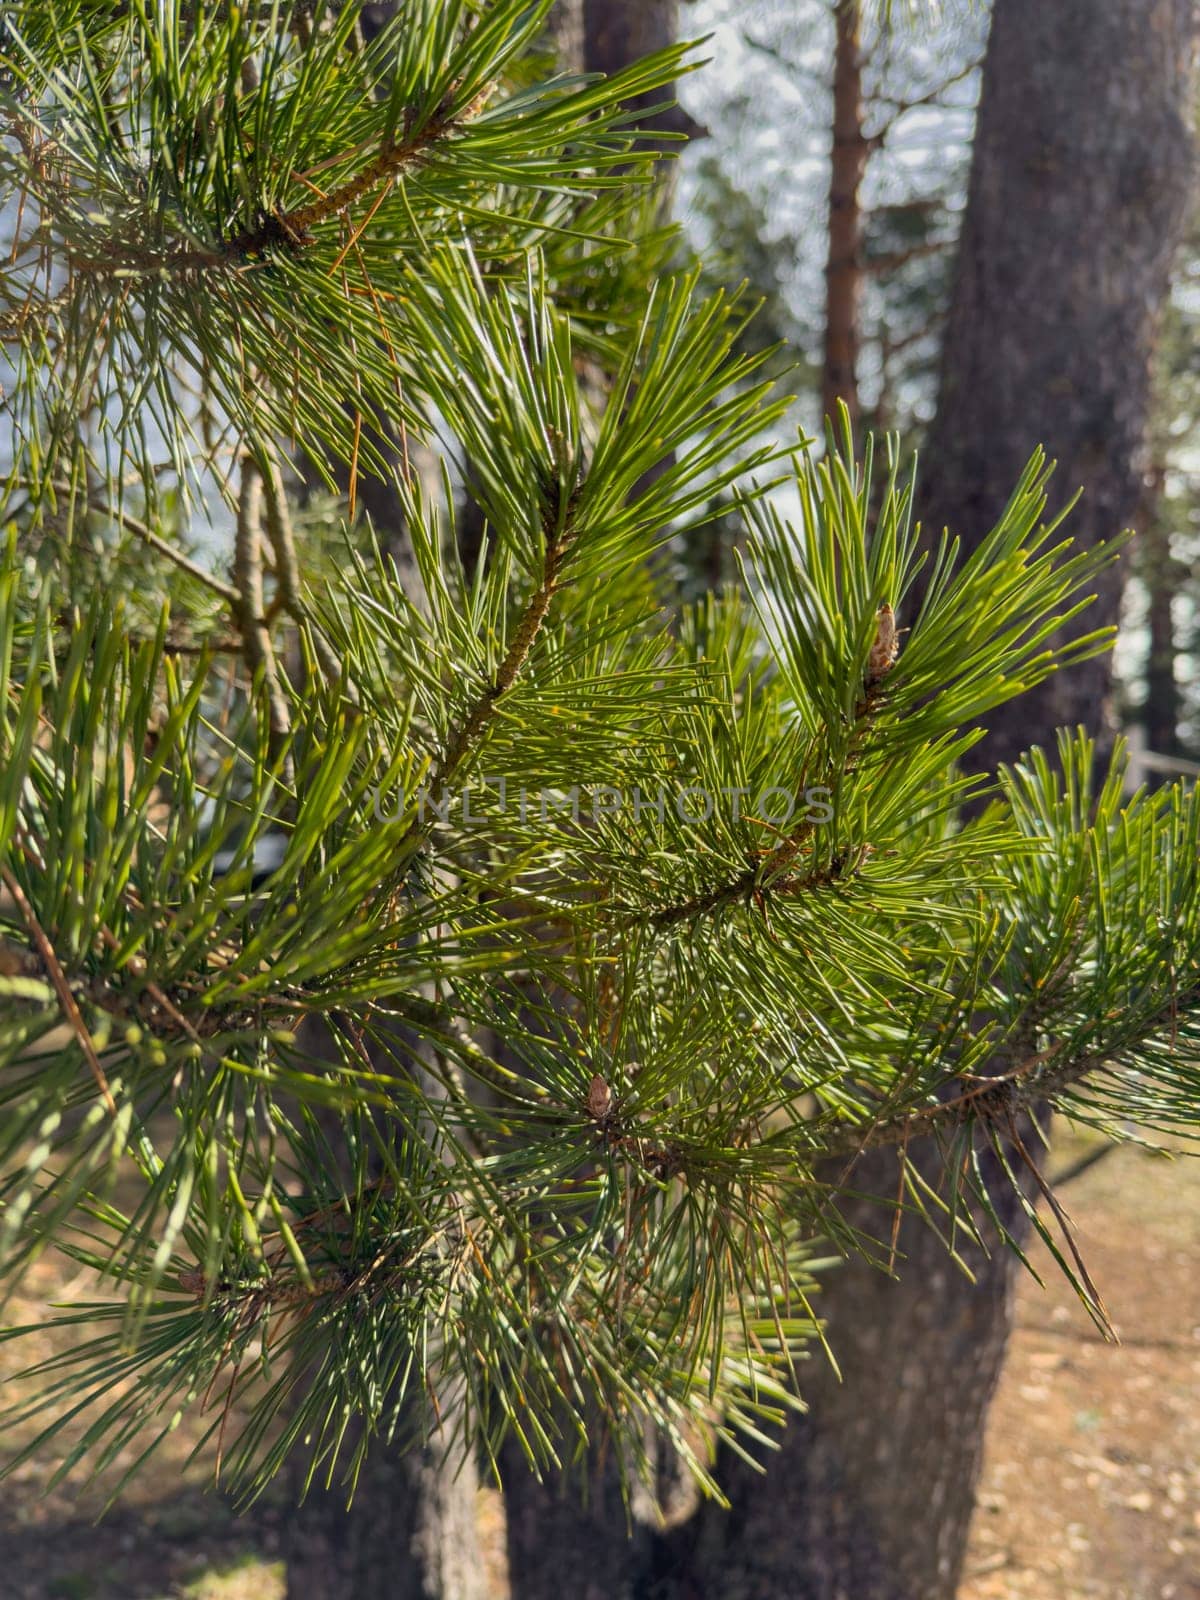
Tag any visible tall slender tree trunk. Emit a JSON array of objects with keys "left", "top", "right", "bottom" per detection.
[
  {"left": 1139, "top": 468, "right": 1185, "bottom": 759},
  {"left": 503, "top": 7, "right": 1199, "bottom": 1600},
  {"left": 823, "top": 0, "right": 868, "bottom": 430}
]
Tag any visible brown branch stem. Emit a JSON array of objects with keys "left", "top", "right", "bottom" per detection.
[
  {"left": 47, "top": 481, "right": 240, "bottom": 604},
  {"left": 258, "top": 457, "right": 353, "bottom": 698},
  {"left": 232, "top": 458, "right": 294, "bottom": 782},
  {"left": 816, "top": 1002, "right": 1190, "bottom": 1164},
  {"left": 0, "top": 862, "right": 117, "bottom": 1115},
  {"left": 422, "top": 520, "right": 576, "bottom": 809},
  {"left": 63, "top": 95, "right": 483, "bottom": 284}
]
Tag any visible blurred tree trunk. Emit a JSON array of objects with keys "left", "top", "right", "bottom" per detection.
[
  {"left": 581, "top": 0, "right": 704, "bottom": 149},
  {"left": 917, "top": 0, "right": 1198, "bottom": 772},
  {"left": 1139, "top": 467, "right": 1185, "bottom": 759},
  {"left": 286, "top": 1418, "right": 485, "bottom": 1600},
  {"left": 822, "top": 0, "right": 867, "bottom": 429}
]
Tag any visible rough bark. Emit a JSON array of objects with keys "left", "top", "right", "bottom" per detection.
[
  {"left": 650, "top": 1134, "right": 1040, "bottom": 1600},
  {"left": 822, "top": 0, "right": 868, "bottom": 430},
  {"left": 285, "top": 1420, "right": 484, "bottom": 1600},
  {"left": 917, "top": 0, "right": 1198, "bottom": 772}
]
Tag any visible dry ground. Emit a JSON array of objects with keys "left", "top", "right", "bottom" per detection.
[
  {"left": 959, "top": 1132, "right": 1200, "bottom": 1600},
  {"left": 0, "top": 1128, "right": 1196, "bottom": 1600}
]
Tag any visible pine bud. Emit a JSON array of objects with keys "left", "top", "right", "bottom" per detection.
[
  {"left": 867, "top": 603, "right": 899, "bottom": 682},
  {"left": 587, "top": 1073, "right": 612, "bottom": 1121}
]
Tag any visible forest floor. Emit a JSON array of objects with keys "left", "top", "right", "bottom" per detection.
[{"left": 0, "top": 1123, "right": 1196, "bottom": 1600}]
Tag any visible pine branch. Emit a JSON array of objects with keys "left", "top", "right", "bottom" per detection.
[
  {"left": 647, "top": 608, "right": 896, "bottom": 928},
  {"left": 0, "top": 861, "right": 117, "bottom": 1115},
  {"left": 2, "top": 0, "right": 1197, "bottom": 1507},
  {"left": 823, "top": 978, "right": 1200, "bottom": 1160},
  {"left": 649, "top": 844, "right": 871, "bottom": 930},
  {"left": 420, "top": 495, "right": 580, "bottom": 813},
  {"left": 865, "top": 57, "right": 982, "bottom": 141},
  {"left": 64, "top": 90, "right": 492, "bottom": 281}
]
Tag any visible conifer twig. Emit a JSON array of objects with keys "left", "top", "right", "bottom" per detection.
[
  {"left": 232, "top": 457, "right": 294, "bottom": 784},
  {"left": 259, "top": 455, "right": 303, "bottom": 619},
  {"left": 420, "top": 506, "right": 578, "bottom": 816},
  {"left": 64, "top": 92, "right": 491, "bottom": 281},
  {"left": 649, "top": 848, "right": 867, "bottom": 930},
  {"left": 649, "top": 605, "right": 897, "bottom": 927},
  {"left": 0, "top": 863, "right": 117, "bottom": 1115},
  {"left": 820, "top": 983, "right": 1200, "bottom": 1160}
]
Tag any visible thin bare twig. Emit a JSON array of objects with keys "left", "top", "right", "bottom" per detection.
[
  {"left": 865, "top": 59, "right": 981, "bottom": 136},
  {"left": 0, "top": 862, "right": 117, "bottom": 1115},
  {"left": 257, "top": 454, "right": 355, "bottom": 698},
  {"left": 47, "top": 481, "right": 240, "bottom": 604},
  {"left": 232, "top": 457, "right": 294, "bottom": 784}
]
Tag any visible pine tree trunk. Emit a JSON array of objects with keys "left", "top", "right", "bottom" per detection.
[
  {"left": 285, "top": 1418, "right": 484, "bottom": 1600},
  {"left": 649, "top": 1132, "right": 1041, "bottom": 1600},
  {"left": 1139, "top": 471, "right": 1184, "bottom": 759},
  {"left": 917, "top": 0, "right": 1198, "bottom": 772},
  {"left": 822, "top": 0, "right": 867, "bottom": 430}
]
